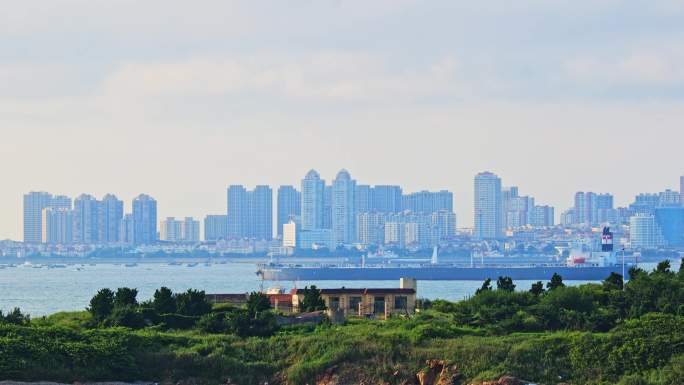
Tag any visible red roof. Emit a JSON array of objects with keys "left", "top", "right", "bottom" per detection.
[
  {"left": 294, "top": 288, "right": 415, "bottom": 295},
  {"left": 267, "top": 294, "right": 293, "bottom": 303}
]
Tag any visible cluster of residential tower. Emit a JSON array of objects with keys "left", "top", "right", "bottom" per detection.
[{"left": 15, "top": 172, "right": 684, "bottom": 254}]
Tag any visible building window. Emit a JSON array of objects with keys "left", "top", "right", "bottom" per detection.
[
  {"left": 394, "top": 296, "right": 408, "bottom": 311},
  {"left": 349, "top": 296, "right": 362, "bottom": 312},
  {"left": 330, "top": 296, "right": 341, "bottom": 310}
]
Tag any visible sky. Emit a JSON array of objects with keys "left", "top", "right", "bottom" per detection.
[{"left": 2, "top": 0, "right": 684, "bottom": 240}]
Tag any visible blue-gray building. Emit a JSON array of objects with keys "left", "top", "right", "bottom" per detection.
[
  {"left": 372, "top": 185, "right": 403, "bottom": 213},
  {"left": 355, "top": 185, "right": 372, "bottom": 213},
  {"left": 204, "top": 214, "right": 228, "bottom": 241},
  {"left": 132, "top": 194, "right": 157, "bottom": 244},
  {"left": 73, "top": 194, "right": 100, "bottom": 244},
  {"left": 99, "top": 194, "right": 123, "bottom": 243},
  {"left": 301, "top": 170, "right": 325, "bottom": 231},
  {"left": 227, "top": 185, "right": 273, "bottom": 240},
  {"left": 277, "top": 185, "right": 301, "bottom": 238},
  {"left": 332, "top": 169, "right": 357, "bottom": 246},
  {"left": 655, "top": 207, "right": 684, "bottom": 247},
  {"left": 402, "top": 190, "right": 453, "bottom": 214}
]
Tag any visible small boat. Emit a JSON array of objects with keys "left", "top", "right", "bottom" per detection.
[{"left": 124, "top": 263, "right": 138, "bottom": 267}]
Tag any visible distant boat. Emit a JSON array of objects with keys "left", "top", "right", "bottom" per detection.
[
  {"left": 48, "top": 264, "right": 67, "bottom": 269},
  {"left": 124, "top": 263, "right": 138, "bottom": 267},
  {"left": 186, "top": 263, "right": 198, "bottom": 267}
]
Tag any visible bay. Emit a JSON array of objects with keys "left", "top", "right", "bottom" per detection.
[{"left": 0, "top": 261, "right": 672, "bottom": 316}]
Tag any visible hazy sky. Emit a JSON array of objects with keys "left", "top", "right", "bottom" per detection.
[{"left": 2, "top": 1, "right": 684, "bottom": 240}]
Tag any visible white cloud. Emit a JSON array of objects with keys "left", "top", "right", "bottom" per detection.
[
  {"left": 563, "top": 49, "right": 684, "bottom": 87},
  {"left": 97, "top": 53, "right": 464, "bottom": 105}
]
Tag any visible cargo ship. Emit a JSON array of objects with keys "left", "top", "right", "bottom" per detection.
[{"left": 257, "top": 228, "right": 632, "bottom": 282}]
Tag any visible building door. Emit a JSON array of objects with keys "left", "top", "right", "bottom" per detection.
[{"left": 373, "top": 296, "right": 385, "bottom": 314}]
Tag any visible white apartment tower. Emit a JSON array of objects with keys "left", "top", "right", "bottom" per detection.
[{"left": 474, "top": 172, "right": 503, "bottom": 239}]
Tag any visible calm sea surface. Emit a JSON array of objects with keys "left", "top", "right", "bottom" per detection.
[{"left": 0, "top": 261, "right": 673, "bottom": 316}]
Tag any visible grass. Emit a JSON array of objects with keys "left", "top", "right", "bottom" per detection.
[{"left": 2, "top": 310, "right": 683, "bottom": 385}]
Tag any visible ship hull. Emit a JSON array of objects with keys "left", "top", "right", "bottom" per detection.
[{"left": 258, "top": 265, "right": 626, "bottom": 281}]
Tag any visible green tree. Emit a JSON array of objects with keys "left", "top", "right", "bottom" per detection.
[
  {"left": 114, "top": 287, "right": 138, "bottom": 308},
  {"left": 247, "top": 292, "right": 271, "bottom": 317},
  {"left": 300, "top": 286, "right": 326, "bottom": 312},
  {"left": 656, "top": 260, "right": 672, "bottom": 274},
  {"left": 475, "top": 278, "right": 493, "bottom": 295},
  {"left": 197, "top": 312, "right": 229, "bottom": 333},
  {"left": 89, "top": 288, "right": 115, "bottom": 322},
  {"left": 175, "top": 289, "right": 212, "bottom": 317},
  {"left": 106, "top": 305, "right": 146, "bottom": 329},
  {"left": 496, "top": 276, "right": 516, "bottom": 292},
  {"left": 547, "top": 273, "right": 565, "bottom": 291},
  {"left": 603, "top": 272, "right": 624, "bottom": 290},
  {"left": 0, "top": 308, "right": 30, "bottom": 325},
  {"left": 152, "top": 287, "right": 176, "bottom": 314},
  {"left": 227, "top": 309, "right": 278, "bottom": 338},
  {"left": 530, "top": 281, "right": 545, "bottom": 296}
]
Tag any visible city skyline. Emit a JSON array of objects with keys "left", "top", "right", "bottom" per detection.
[{"left": 11, "top": 171, "right": 684, "bottom": 242}]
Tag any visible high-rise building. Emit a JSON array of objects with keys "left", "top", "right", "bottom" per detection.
[
  {"left": 630, "top": 193, "right": 660, "bottom": 215},
  {"left": 402, "top": 190, "right": 453, "bottom": 214},
  {"left": 182, "top": 217, "right": 200, "bottom": 242},
  {"left": 630, "top": 214, "right": 660, "bottom": 249},
  {"left": 574, "top": 192, "right": 613, "bottom": 226},
  {"left": 99, "top": 194, "right": 123, "bottom": 243},
  {"left": 332, "top": 169, "right": 357, "bottom": 246},
  {"left": 372, "top": 185, "right": 403, "bottom": 213},
  {"left": 160, "top": 217, "right": 198, "bottom": 242},
  {"left": 681, "top": 176, "right": 684, "bottom": 206},
  {"left": 323, "top": 185, "right": 333, "bottom": 229},
  {"left": 474, "top": 172, "right": 503, "bottom": 240},
  {"left": 204, "top": 215, "right": 228, "bottom": 241},
  {"left": 24, "top": 192, "right": 52, "bottom": 244},
  {"left": 23, "top": 192, "right": 71, "bottom": 243},
  {"left": 654, "top": 207, "right": 684, "bottom": 247},
  {"left": 532, "top": 206, "right": 555, "bottom": 227},
  {"left": 132, "top": 194, "right": 157, "bottom": 244},
  {"left": 42, "top": 208, "right": 73, "bottom": 244},
  {"left": 658, "top": 189, "right": 680, "bottom": 207},
  {"left": 277, "top": 186, "right": 301, "bottom": 238},
  {"left": 357, "top": 212, "right": 387, "bottom": 246},
  {"left": 73, "top": 194, "right": 100, "bottom": 244},
  {"left": 560, "top": 209, "right": 574, "bottom": 227},
  {"left": 301, "top": 170, "right": 325, "bottom": 231},
  {"left": 432, "top": 210, "right": 457, "bottom": 240},
  {"left": 506, "top": 195, "right": 535, "bottom": 228},
  {"left": 227, "top": 185, "right": 249, "bottom": 239},
  {"left": 251, "top": 186, "right": 273, "bottom": 240},
  {"left": 227, "top": 185, "right": 273, "bottom": 240},
  {"left": 160, "top": 217, "right": 182, "bottom": 242},
  {"left": 120, "top": 214, "right": 134, "bottom": 244},
  {"left": 355, "top": 185, "right": 372, "bottom": 213}
]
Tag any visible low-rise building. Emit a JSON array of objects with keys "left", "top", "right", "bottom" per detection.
[{"left": 292, "top": 278, "right": 417, "bottom": 319}]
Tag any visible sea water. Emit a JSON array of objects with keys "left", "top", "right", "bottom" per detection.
[{"left": 0, "top": 261, "right": 672, "bottom": 316}]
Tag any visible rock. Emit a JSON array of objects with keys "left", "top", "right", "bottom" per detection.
[{"left": 416, "top": 360, "right": 460, "bottom": 385}]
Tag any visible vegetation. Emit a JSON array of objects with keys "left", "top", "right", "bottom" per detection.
[{"left": 1, "top": 259, "right": 684, "bottom": 384}]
